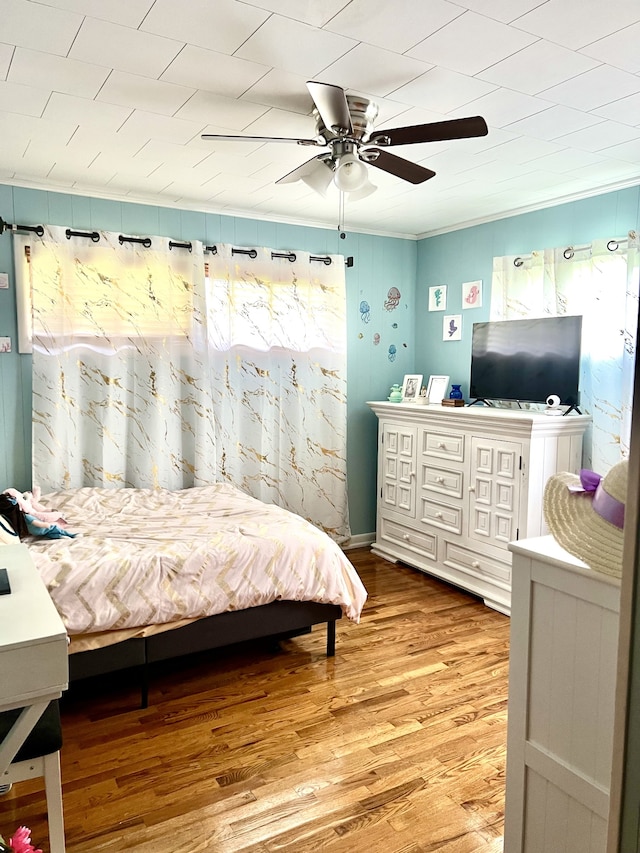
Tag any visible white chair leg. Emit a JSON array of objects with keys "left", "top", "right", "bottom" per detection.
[{"left": 43, "top": 752, "right": 65, "bottom": 853}]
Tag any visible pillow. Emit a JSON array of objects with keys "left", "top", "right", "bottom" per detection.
[{"left": 0, "top": 515, "right": 19, "bottom": 545}]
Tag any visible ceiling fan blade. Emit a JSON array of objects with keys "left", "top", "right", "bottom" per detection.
[
  {"left": 306, "top": 81, "right": 353, "bottom": 135},
  {"left": 363, "top": 149, "right": 436, "bottom": 184},
  {"left": 275, "top": 154, "right": 333, "bottom": 186},
  {"left": 201, "top": 133, "right": 321, "bottom": 146},
  {"left": 368, "top": 116, "right": 488, "bottom": 147}
]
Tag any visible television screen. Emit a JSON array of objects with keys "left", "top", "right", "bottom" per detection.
[{"left": 469, "top": 315, "right": 582, "bottom": 406}]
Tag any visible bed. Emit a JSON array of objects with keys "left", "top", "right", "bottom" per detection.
[{"left": 22, "top": 483, "right": 367, "bottom": 706}]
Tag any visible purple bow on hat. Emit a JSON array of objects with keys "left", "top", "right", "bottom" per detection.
[
  {"left": 566, "top": 467, "right": 624, "bottom": 528},
  {"left": 567, "top": 469, "right": 601, "bottom": 493}
]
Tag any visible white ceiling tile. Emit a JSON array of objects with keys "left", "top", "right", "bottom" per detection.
[
  {"left": 1, "top": 0, "right": 82, "bottom": 56},
  {"left": 240, "top": 107, "right": 317, "bottom": 139},
  {"left": 447, "top": 0, "right": 551, "bottom": 24},
  {"left": 554, "top": 121, "right": 640, "bottom": 153},
  {"left": 504, "top": 105, "right": 604, "bottom": 140},
  {"left": 477, "top": 40, "right": 600, "bottom": 96},
  {"left": 0, "top": 110, "right": 78, "bottom": 148},
  {"left": 235, "top": 15, "right": 356, "bottom": 77},
  {"left": 540, "top": 65, "right": 640, "bottom": 111},
  {"left": 482, "top": 136, "right": 566, "bottom": 163},
  {"left": 65, "top": 127, "right": 146, "bottom": 158},
  {"left": 514, "top": 0, "right": 640, "bottom": 50},
  {"left": 0, "top": 44, "right": 14, "bottom": 80},
  {"left": 458, "top": 88, "right": 551, "bottom": 127},
  {"left": 598, "top": 138, "right": 640, "bottom": 163},
  {"left": 43, "top": 92, "right": 132, "bottom": 131},
  {"left": 161, "top": 47, "right": 269, "bottom": 99},
  {"left": 241, "top": 70, "right": 316, "bottom": 114},
  {"left": 1, "top": 0, "right": 640, "bottom": 237},
  {"left": 8, "top": 47, "right": 109, "bottom": 99},
  {"left": 34, "top": 0, "right": 155, "bottom": 28},
  {"left": 231, "top": 0, "right": 351, "bottom": 27},
  {"left": 524, "top": 148, "right": 606, "bottom": 173},
  {"left": 69, "top": 17, "right": 183, "bottom": 78},
  {"left": 96, "top": 71, "right": 194, "bottom": 116},
  {"left": 580, "top": 22, "right": 640, "bottom": 75},
  {"left": 391, "top": 68, "right": 497, "bottom": 114},
  {"left": 174, "top": 91, "right": 268, "bottom": 131},
  {"left": 117, "top": 110, "right": 205, "bottom": 145},
  {"left": 593, "top": 93, "right": 640, "bottom": 126},
  {"left": 0, "top": 80, "right": 50, "bottom": 117},
  {"left": 141, "top": 0, "right": 270, "bottom": 54},
  {"left": 408, "top": 11, "right": 537, "bottom": 76},
  {"left": 135, "top": 140, "right": 212, "bottom": 168},
  {"left": 318, "top": 44, "right": 433, "bottom": 99},
  {"left": 324, "top": 0, "right": 464, "bottom": 53},
  {"left": 567, "top": 157, "right": 640, "bottom": 181}
]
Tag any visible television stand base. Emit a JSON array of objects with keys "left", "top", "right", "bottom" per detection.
[
  {"left": 563, "top": 405, "right": 582, "bottom": 415},
  {"left": 467, "top": 398, "right": 494, "bottom": 407}
]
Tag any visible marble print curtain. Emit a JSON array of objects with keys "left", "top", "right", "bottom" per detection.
[
  {"left": 205, "top": 245, "right": 350, "bottom": 542},
  {"left": 491, "top": 232, "right": 638, "bottom": 473},
  {"left": 28, "top": 226, "right": 216, "bottom": 492}
]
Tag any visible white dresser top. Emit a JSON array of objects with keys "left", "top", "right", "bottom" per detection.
[{"left": 509, "top": 534, "right": 621, "bottom": 588}]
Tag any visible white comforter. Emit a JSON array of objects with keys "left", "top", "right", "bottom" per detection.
[{"left": 26, "top": 484, "right": 367, "bottom": 637}]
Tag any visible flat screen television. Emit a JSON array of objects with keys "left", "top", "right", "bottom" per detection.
[{"left": 469, "top": 315, "right": 582, "bottom": 407}]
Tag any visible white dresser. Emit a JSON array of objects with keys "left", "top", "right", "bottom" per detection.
[
  {"left": 504, "top": 536, "right": 620, "bottom": 852},
  {"left": 367, "top": 402, "right": 590, "bottom": 614}
]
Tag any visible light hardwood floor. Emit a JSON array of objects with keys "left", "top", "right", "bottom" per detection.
[{"left": 0, "top": 548, "right": 511, "bottom": 853}]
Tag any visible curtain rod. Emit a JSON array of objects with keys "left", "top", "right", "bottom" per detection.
[
  {"left": 514, "top": 236, "right": 629, "bottom": 266},
  {"left": 1, "top": 219, "right": 355, "bottom": 266},
  {"left": 0, "top": 216, "right": 43, "bottom": 236}
]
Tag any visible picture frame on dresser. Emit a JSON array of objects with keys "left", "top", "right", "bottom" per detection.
[
  {"left": 401, "top": 374, "right": 423, "bottom": 402},
  {"left": 426, "top": 374, "right": 449, "bottom": 403}
]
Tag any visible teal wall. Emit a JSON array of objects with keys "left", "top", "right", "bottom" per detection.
[
  {"left": 0, "top": 184, "right": 417, "bottom": 536},
  {"left": 416, "top": 186, "right": 640, "bottom": 396},
  {"left": 2, "top": 182, "right": 640, "bottom": 535}
]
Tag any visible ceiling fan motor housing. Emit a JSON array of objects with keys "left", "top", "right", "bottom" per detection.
[{"left": 314, "top": 95, "right": 379, "bottom": 144}]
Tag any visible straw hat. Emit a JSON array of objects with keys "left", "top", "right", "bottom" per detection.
[{"left": 543, "top": 459, "right": 628, "bottom": 578}]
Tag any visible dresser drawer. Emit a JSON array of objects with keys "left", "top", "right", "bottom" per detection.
[
  {"left": 422, "top": 430, "right": 465, "bottom": 462},
  {"left": 443, "top": 541, "right": 511, "bottom": 584},
  {"left": 421, "top": 463, "right": 463, "bottom": 499},
  {"left": 379, "top": 516, "right": 437, "bottom": 560},
  {"left": 419, "top": 497, "right": 462, "bottom": 534}
]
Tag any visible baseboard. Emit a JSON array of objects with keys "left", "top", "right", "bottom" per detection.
[{"left": 342, "top": 533, "right": 375, "bottom": 551}]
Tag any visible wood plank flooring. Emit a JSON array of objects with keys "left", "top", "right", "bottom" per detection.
[{"left": 0, "top": 548, "right": 511, "bottom": 853}]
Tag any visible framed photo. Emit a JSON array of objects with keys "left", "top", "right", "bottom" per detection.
[
  {"left": 401, "top": 374, "right": 423, "bottom": 402},
  {"left": 426, "top": 374, "right": 450, "bottom": 403}
]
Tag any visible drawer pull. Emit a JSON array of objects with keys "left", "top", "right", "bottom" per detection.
[
  {"left": 438, "top": 441, "right": 446, "bottom": 449},
  {"left": 435, "top": 476, "right": 445, "bottom": 484},
  {"left": 468, "top": 485, "right": 475, "bottom": 492},
  {"left": 472, "top": 560, "right": 480, "bottom": 569},
  {"left": 435, "top": 511, "right": 443, "bottom": 519},
  {"left": 403, "top": 533, "right": 410, "bottom": 541}
]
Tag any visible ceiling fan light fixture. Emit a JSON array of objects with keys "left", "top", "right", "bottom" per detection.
[
  {"left": 301, "top": 161, "right": 334, "bottom": 196},
  {"left": 333, "top": 153, "right": 368, "bottom": 193}
]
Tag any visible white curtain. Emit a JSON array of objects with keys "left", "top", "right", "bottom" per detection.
[
  {"left": 27, "top": 226, "right": 216, "bottom": 491},
  {"left": 491, "top": 231, "right": 639, "bottom": 473},
  {"left": 205, "top": 245, "right": 351, "bottom": 542},
  {"left": 22, "top": 230, "right": 351, "bottom": 540}
]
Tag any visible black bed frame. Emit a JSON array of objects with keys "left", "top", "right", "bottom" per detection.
[{"left": 68, "top": 600, "right": 343, "bottom": 707}]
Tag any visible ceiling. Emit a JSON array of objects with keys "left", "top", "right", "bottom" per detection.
[{"left": 2, "top": 0, "right": 640, "bottom": 240}]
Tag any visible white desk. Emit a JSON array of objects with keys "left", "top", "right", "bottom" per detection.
[{"left": 0, "top": 543, "right": 68, "bottom": 771}]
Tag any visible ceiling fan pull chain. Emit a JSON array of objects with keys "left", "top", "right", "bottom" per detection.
[{"left": 338, "top": 191, "right": 347, "bottom": 240}]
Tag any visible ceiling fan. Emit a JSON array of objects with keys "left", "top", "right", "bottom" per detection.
[{"left": 202, "top": 81, "right": 488, "bottom": 199}]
